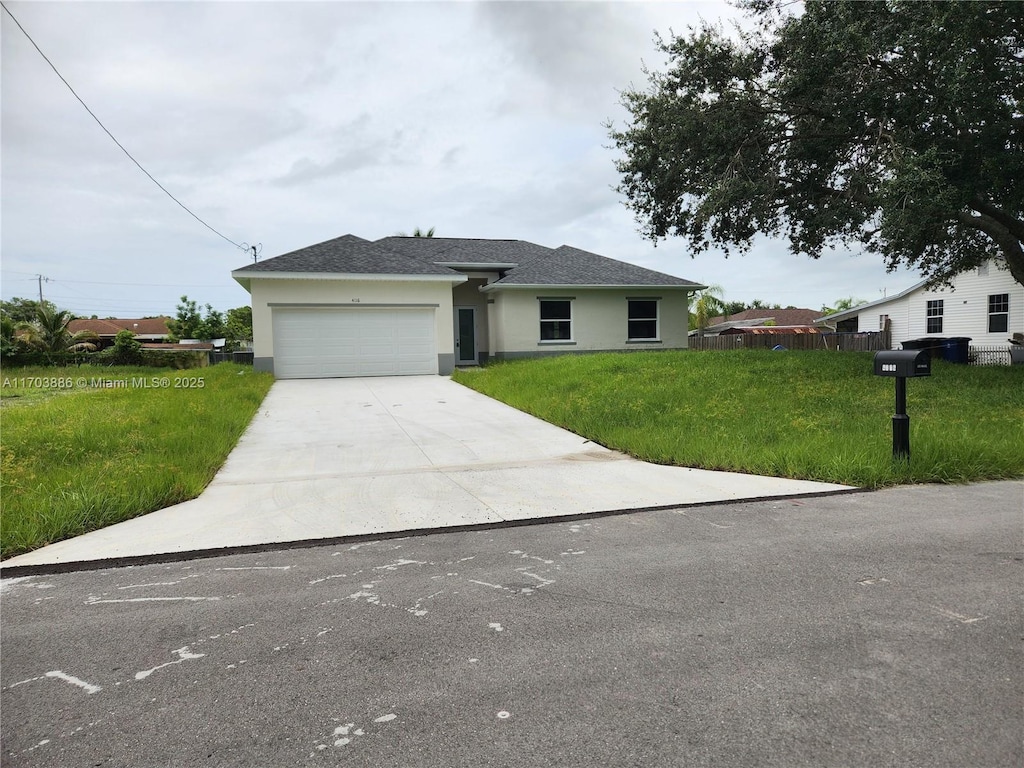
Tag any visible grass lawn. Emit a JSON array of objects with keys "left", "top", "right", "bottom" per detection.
[
  {"left": 453, "top": 350, "right": 1024, "bottom": 488},
  {"left": 1, "top": 363, "right": 274, "bottom": 558}
]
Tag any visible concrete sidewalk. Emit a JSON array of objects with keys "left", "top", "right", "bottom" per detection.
[{"left": 1, "top": 376, "right": 853, "bottom": 569}]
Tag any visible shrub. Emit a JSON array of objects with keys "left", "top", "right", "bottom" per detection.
[{"left": 111, "top": 330, "right": 143, "bottom": 365}]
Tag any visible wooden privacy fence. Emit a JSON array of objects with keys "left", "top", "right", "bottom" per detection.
[{"left": 692, "top": 331, "right": 890, "bottom": 352}]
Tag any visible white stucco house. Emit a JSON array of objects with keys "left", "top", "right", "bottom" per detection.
[
  {"left": 814, "top": 260, "right": 1023, "bottom": 348},
  {"left": 231, "top": 235, "right": 705, "bottom": 378}
]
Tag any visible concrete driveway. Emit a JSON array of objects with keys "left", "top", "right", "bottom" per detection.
[{"left": 2, "top": 376, "right": 852, "bottom": 569}]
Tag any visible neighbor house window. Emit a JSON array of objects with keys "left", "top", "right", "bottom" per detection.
[
  {"left": 627, "top": 299, "right": 659, "bottom": 340},
  {"left": 926, "top": 300, "right": 943, "bottom": 334},
  {"left": 989, "top": 294, "right": 1009, "bottom": 333},
  {"left": 879, "top": 314, "right": 889, "bottom": 330},
  {"left": 539, "top": 299, "right": 572, "bottom": 341}
]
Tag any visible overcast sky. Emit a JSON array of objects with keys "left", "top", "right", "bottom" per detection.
[{"left": 2, "top": 0, "right": 921, "bottom": 320}]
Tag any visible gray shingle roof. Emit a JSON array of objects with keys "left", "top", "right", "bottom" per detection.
[
  {"left": 233, "top": 234, "right": 458, "bottom": 276},
  {"left": 375, "top": 237, "right": 551, "bottom": 266},
  {"left": 491, "top": 245, "right": 703, "bottom": 287},
  {"left": 234, "top": 234, "right": 703, "bottom": 288}
]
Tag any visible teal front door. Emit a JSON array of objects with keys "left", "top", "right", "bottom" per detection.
[{"left": 455, "top": 307, "right": 477, "bottom": 364}]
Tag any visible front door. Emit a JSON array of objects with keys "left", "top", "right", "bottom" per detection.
[{"left": 454, "top": 307, "right": 477, "bottom": 365}]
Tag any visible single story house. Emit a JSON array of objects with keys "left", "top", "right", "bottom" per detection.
[
  {"left": 231, "top": 234, "right": 705, "bottom": 379},
  {"left": 67, "top": 317, "right": 171, "bottom": 349},
  {"left": 813, "top": 260, "right": 1023, "bottom": 347}
]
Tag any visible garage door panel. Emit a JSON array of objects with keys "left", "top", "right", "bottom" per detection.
[{"left": 273, "top": 308, "right": 437, "bottom": 379}]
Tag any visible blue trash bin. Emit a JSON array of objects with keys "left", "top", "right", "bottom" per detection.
[{"left": 941, "top": 337, "right": 972, "bottom": 364}]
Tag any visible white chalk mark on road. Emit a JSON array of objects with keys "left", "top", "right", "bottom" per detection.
[
  {"left": 309, "top": 573, "right": 349, "bottom": 585},
  {"left": 489, "top": 622, "right": 504, "bottom": 632},
  {"left": 215, "top": 566, "right": 292, "bottom": 571},
  {"left": 86, "top": 596, "right": 221, "bottom": 604},
  {"left": 373, "top": 559, "right": 426, "bottom": 571},
  {"left": 45, "top": 671, "right": 102, "bottom": 695},
  {"left": 374, "top": 713, "right": 397, "bottom": 723},
  {"left": 929, "top": 606, "right": 987, "bottom": 624},
  {"left": 135, "top": 647, "right": 205, "bottom": 680}
]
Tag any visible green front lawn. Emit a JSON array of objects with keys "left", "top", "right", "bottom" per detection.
[
  {"left": 1, "top": 363, "right": 274, "bottom": 558},
  {"left": 453, "top": 350, "right": 1024, "bottom": 488}
]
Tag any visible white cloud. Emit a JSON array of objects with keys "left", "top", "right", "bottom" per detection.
[{"left": 2, "top": 0, "right": 922, "bottom": 319}]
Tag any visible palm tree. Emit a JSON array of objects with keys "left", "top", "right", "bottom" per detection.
[
  {"left": 396, "top": 227, "right": 435, "bottom": 237},
  {"left": 18, "top": 306, "right": 98, "bottom": 353},
  {"left": 691, "top": 284, "right": 727, "bottom": 343}
]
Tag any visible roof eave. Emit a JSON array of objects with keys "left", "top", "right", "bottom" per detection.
[
  {"left": 481, "top": 282, "right": 705, "bottom": 293},
  {"left": 812, "top": 278, "right": 929, "bottom": 324},
  {"left": 435, "top": 262, "right": 518, "bottom": 270},
  {"left": 230, "top": 270, "right": 467, "bottom": 284}
]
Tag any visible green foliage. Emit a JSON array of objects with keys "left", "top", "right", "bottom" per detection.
[
  {"left": 168, "top": 295, "right": 227, "bottom": 342},
  {"left": 111, "top": 329, "right": 142, "bottom": 365},
  {"left": 0, "top": 363, "right": 274, "bottom": 557},
  {"left": 139, "top": 349, "right": 209, "bottom": 369},
  {"left": 822, "top": 297, "right": 869, "bottom": 315},
  {"left": 453, "top": 351, "right": 1024, "bottom": 487},
  {"left": 2, "top": 350, "right": 94, "bottom": 368},
  {"left": 4, "top": 347, "right": 208, "bottom": 370},
  {"left": 16, "top": 305, "right": 98, "bottom": 353},
  {"left": 396, "top": 226, "right": 436, "bottom": 237},
  {"left": 691, "top": 284, "right": 726, "bottom": 332},
  {"left": 609, "top": 0, "right": 1024, "bottom": 286},
  {"left": 1, "top": 314, "right": 26, "bottom": 357},
  {"left": 0, "top": 297, "right": 58, "bottom": 324},
  {"left": 225, "top": 306, "right": 253, "bottom": 346}
]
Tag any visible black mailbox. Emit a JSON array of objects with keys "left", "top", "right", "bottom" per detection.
[{"left": 873, "top": 350, "right": 931, "bottom": 378}]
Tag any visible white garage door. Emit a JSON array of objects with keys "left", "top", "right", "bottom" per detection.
[{"left": 273, "top": 308, "right": 437, "bottom": 379}]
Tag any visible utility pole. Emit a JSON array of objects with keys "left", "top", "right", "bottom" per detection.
[{"left": 37, "top": 274, "right": 50, "bottom": 305}]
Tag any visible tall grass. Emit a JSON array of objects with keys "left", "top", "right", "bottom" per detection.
[
  {"left": 453, "top": 351, "right": 1024, "bottom": 487},
  {"left": 1, "top": 364, "right": 274, "bottom": 557}
]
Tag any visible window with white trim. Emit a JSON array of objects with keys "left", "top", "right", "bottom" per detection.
[
  {"left": 989, "top": 294, "right": 1009, "bottom": 333},
  {"left": 926, "top": 300, "right": 943, "bottom": 334},
  {"left": 627, "top": 299, "right": 659, "bottom": 340},
  {"left": 539, "top": 299, "right": 572, "bottom": 341}
]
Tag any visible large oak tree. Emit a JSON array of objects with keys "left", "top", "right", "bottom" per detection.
[{"left": 609, "top": 0, "right": 1024, "bottom": 286}]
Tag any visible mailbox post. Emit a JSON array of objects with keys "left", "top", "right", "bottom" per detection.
[{"left": 873, "top": 350, "right": 931, "bottom": 459}]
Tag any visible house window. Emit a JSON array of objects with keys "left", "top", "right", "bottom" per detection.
[
  {"left": 627, "top": 299, "right": 659, "bottom": 340},
  {"left": 989, "top": 294, "right": 1009, "bottom": 333},
  {"left": 539, "top": 299, "right": 572, "bottom": 341},
  {"left": 879, "top": 314, "right": 889, "bottom": 330},
  {"left": 926, "top": 300, "right": 943, "bottom": 334}
]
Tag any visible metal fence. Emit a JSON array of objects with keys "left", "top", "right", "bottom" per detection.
[{"left": 968, "top": 345, "right": 1013, "bottom": 366}]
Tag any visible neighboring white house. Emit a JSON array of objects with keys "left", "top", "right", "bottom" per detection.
[
  {"left": 814, "top": 260, "right": 1023, "bottom": 347},
  {"left": 231, "top": 235, "right": 705, "bottom": 379}
]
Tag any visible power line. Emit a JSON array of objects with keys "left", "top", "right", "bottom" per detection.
[
  {"left": 51, "top": 278, "right": 229, "bottom": 288},
  {"left": 1, "top": 1, "right": 250, "bottom": 252}
]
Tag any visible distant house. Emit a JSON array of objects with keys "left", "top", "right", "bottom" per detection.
[
  {"left": 231, "top": 234, "right": 705, "bottom": 378},
  {"left": 690, "top": 308, "right": 821, "bottom": 337},
  {"left": 813, "top": 261, "right": 1022, "bottom": 347},
  {"left": 67, "top": 317, "right": 171, "bottom": 349}
]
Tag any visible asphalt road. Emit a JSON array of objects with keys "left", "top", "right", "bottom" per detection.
[{"left": 2, "top": 482, "right": 1021, "bottom": 767}]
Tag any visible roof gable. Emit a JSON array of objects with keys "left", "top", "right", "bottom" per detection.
[{"left": 492, "top": 245, "right": 703, "bottom": 287}]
